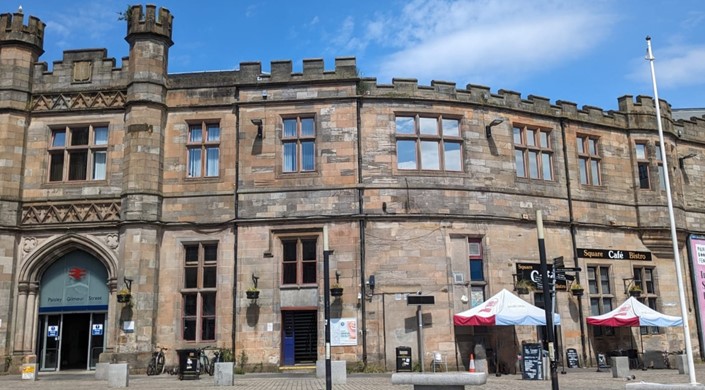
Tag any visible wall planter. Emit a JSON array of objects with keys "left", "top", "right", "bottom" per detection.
[
  {"left": 571, "top": 284, "right": 584, "bottom": 297},
  {"left": 116, "top": 288, "right": 132, "bottom": 303},
  {"left": 330, "top": 286, "right": 344, "bottom": 297}
]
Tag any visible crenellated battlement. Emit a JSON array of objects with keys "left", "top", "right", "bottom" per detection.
[
  {"left": 237, "top": 57, "right": 357, "bottom": 84},
  {"left": 0, "top": 10, "right": 45, "bottom": 53},
  {"left": 126, "top": 4, "right": 173, "bottom": 43}
]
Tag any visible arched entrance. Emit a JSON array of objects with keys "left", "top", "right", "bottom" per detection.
[{"left": 36, "top": 250, "right": 109, "bottom": 371}]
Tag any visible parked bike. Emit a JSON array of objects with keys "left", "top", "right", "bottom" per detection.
[{"left": 147, "top": 346, "right": 167, "bottom": 376}]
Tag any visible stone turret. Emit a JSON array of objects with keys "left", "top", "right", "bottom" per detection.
[
  {"left": 0, "top": 9, "right": 45, "bottom": 54},
  {"left": 0, "top": 9, "right": 45, "bottom": 225},
  {"left": 118, "top": 4, "right": 172, "bottom": 356},
  {"left": 122, "top": 4, "right": 173, "bottom": 219}
]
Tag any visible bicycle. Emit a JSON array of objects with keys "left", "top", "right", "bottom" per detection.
[
  {"left": 147, "top": 346, "right": 168, "bottom": 376},
  {"left": 198, "top": 346, "right": 212, "bottom": 376},
  {"left": 198, "top": 347, "right": 222, "bottom": 376}
]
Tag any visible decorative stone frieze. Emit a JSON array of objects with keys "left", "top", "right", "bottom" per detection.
[
  {"left": 31, "top": 90, "right": 126, "bottom": 111},
  {"left": 21, "top": 201, "right": 121, "bottom": 225}
]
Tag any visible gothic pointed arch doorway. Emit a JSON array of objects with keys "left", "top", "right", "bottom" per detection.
[{"left": 36, "top": 250, "right": 109, "bottom": 371}]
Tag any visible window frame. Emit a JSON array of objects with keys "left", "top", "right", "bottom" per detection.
[
  {"left": 513, "top": 124, "right": 554, "bottom": 181},
  {"left": 635, "top": 142, "right": 651, "bottom": 189},
  {"left": 281, "top": 115, "right": 317, "bottom": 174},
  {"left": 655, "top": 144, "right": 666, "bottom": 190},
  {"left": 468, "top": 238, "right": 486, "bottom": 307},
  {"left": 634, "top": 266, "right": 660, "bottom": 334},
  {"left": 281, "top": 235, "right": 319, "bottom": 287},
  {"left": 48, "top": 124, "right": 109, "bottom": 183},
  {"left": 181, "top": 242, "right": 218, "bottom": 342},
  {"left": 577, "top": 134, "right": 602, "bottom": 186},
  {"left": 395, "top": 114, "right": 463, "bottom": 172},
  {"left": 186, "top": 121, "right": 221, "bottom": 178},
  {"left": 587, "top": 265, "right": 614, "bottom": 336}
]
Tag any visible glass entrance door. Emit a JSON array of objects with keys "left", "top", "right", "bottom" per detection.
[
  {"left": 88, "top": 313, "right": 105, "bottom": 369},
  {"left": 38, "top": 312, "right": 106, "bottom": 371},
  {"left": 40, "top": 314, "right": 61, "bottom": 371}
]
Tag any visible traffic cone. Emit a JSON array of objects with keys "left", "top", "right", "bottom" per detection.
[{"left": 469, "top": 353, "right": 476, "bottom": 372}]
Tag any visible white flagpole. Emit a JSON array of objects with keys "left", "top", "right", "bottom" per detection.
[{"left": 645, "top": 36, "right": 697, "bottom": 385}]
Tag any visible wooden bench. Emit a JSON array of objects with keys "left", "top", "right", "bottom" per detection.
[{"left": 391, "top": 372, "right": 487, "bottom": 389}]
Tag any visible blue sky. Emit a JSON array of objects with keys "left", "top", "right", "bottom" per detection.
[{"left": 8, "top": 0, "right": 705, "bottom": 111}]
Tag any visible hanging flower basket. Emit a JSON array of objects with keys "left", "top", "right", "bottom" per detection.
[
  {"left": 571, "top": 283, "right": 584, "bottom": 297},
  {"left": 629, "top": 289, "right": 641, "bottom": 298},
  {"left": 116, "top": 288, "right": 132, "bottom": 303},
  {"left": 246, "top": 289, "right": 260, "bottom": 299},
  {"left": 515, "top": 279, "right": 533, "bottom": 295},
  {"left": 330, "top": 286, "right": 344, "bottom": 297}
]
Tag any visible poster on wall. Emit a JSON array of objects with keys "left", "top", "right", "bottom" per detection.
[
  {"left": 331, "top": 318, "right": 357, "bottom": 346},
  {"left": 688, "top": 235, "right": 705, "bottom": 357}
]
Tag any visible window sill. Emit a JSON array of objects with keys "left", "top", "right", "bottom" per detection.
[{"left": 279, "top": 284, "right": 318, "bottom": 290}]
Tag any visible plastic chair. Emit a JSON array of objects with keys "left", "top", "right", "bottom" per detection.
[{"left": 431, "top": 351, "right": 447, "bottom": 372}]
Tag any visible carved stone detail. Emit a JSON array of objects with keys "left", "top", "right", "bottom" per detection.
[
  {"left": 22, "top": 237, "right": 37, "bottom": 253},
  {"left": 31, "top": 90, "right": 126, "bottom": 112},
  {"left": 105, "top": 233, "right": 119, "bottom": 250},
  {"left": 21, "top": 201, "right": 121, "bottom": 225}
]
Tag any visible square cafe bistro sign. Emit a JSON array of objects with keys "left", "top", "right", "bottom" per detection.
[{"left": 577, "top": 248, "right": 652, "bottom": 261}]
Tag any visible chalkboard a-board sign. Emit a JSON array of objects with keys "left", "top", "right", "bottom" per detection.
[
  {"left": 522, "top": 343, "right": 544, "bottom": 380},
  {"left": 566, "top": 348, "right": 579, "bottom": 368}
]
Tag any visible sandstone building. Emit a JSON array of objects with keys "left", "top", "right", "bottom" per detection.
[{"left": 2, "top": 4, "right": 705, "bottom": 373}]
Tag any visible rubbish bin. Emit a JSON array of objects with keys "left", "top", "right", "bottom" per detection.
[
  {"left": 176, "top": 349, "right": 200, "bottom": 380},
  {"left": 396, "top": 346, "right": 412, "bottom": 372}
]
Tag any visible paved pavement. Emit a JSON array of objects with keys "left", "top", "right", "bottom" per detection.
[{"left": 2, "top": 366, "right": 705, "bottom": 389}]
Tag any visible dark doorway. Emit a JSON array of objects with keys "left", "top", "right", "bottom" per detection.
[
  {"left": 60, "top": 313, "right": 90, "bottom": 369},
  {"left": 281, "top": 310, "right": 317, "bottom": 365}
]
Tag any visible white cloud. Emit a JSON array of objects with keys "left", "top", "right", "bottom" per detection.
[
  {"left": 356, "top": 0, "right": 614, "bottom": 84},
  {"left": 628, "top": 44, "right": 705, "bottom": 88}
]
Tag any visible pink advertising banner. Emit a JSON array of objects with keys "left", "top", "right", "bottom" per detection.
[{"left": 688, "top": 236, "right": 705, "bottom": 356}]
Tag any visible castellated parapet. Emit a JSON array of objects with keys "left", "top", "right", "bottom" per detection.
[
  {"left": 126, "top": 4, "right": 173, "bottom": 43},
  {"left": 0, "top": 10, "right": 45, "bottom": 53}
]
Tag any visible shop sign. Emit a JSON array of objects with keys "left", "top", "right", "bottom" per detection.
[
  {"left": 516, "top": 263, "right": 567, "bottom": 291},
  {"left": 577, "top": 248, "right": 652, "bottom": 261}
]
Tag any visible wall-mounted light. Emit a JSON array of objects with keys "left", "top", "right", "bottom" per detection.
[
  {"left": 485, "top": 118, "right": 504, "bottom": 138},
  {"left": 251, "top": 118, "right": 263, "bottom": 138},
  {"left": 679, "top": 153, "right": 696, "bottom": 169}
]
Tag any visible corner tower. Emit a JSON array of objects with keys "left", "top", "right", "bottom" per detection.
[
  {"left": 0, "top": 9, "right": 44, "bottom": 225},
  {"left": 0, "top": 9, "right": 44, "bottom": 362},
  {"left": 118, "top": 4, "right": 172, "bottom": 355}
]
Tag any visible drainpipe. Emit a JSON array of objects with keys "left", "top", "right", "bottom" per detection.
[
  {"left": 559, "top": 118, "right": 587, "bottom": 366},
  {"left": 232, "top": 89, "right": 240, "bottom": 356},
  {"left": 356, "top": 92, "right": 368, "bottom": 367}
]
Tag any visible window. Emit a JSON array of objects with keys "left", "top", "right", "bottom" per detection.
[
  {"left": 48, "top": 125, "right": 108, "bottom": 182},
  {"left": 588, "top": 265, "right": 614, "bottom": 336},
  {"left": 282, "top": 237, "right": 317, "bottom": 285},
  {"left": 634, "top": 267, "right": 660, "bottom": 334},
  {"left": 636, "top": 143, "right": 650, "bottom": 189},
  {"left": 396, "top": 115, "right": 462, "bottom": 171},
  {"left": 182, "top": 242, "right": 217, "bottom": 341},
  {"left": 468, "top": 239, "right": 483, "bottom": 281},
  {"left": 187, "top": 122, "right": 220, "bottom": 177},
  {"left": 468, "top": 239, "right": 485, "bottom": 307},
  {"left": 282, "top": 116, "right": 315, "bottom": 173},
  {"left": 577, "top": 135, "right": 601, "bottom": 185},
  {"left": 513, "top": 125, "right": 553, "bottom": 180},
  {"left": 655, "top": 144, "right": 666, "bottom": 190}
]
